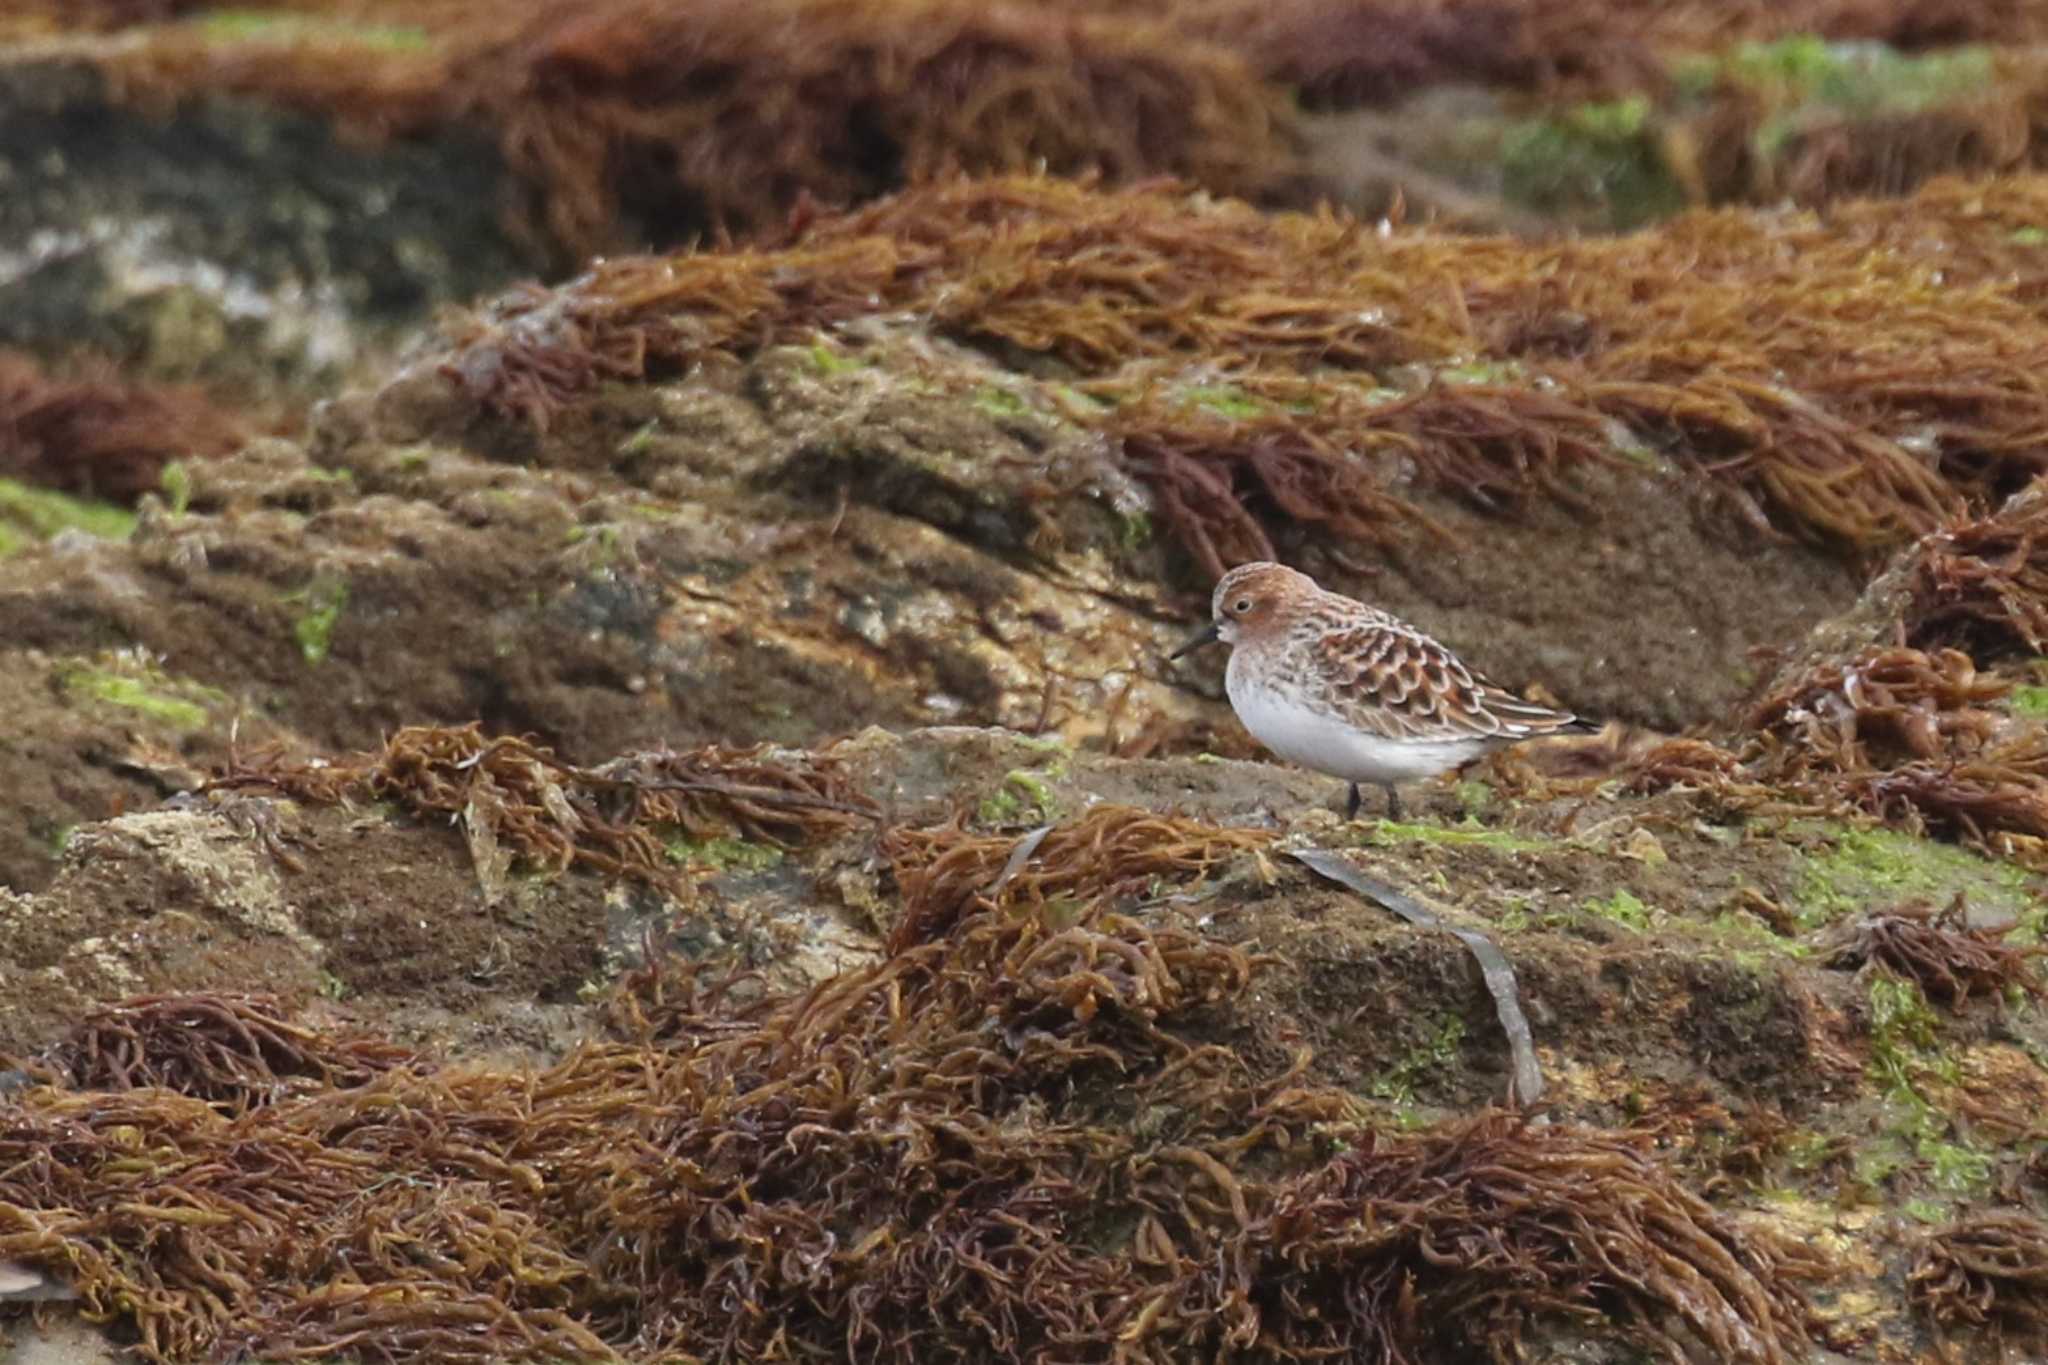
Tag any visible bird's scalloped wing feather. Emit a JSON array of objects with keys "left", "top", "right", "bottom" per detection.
[{"left": 1311, "top": 619, "right": 1582, "bottom": 742}]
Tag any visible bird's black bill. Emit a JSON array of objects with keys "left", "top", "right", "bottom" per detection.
[{"left": 1168, "top": 622, "right": 1222, "bottom": 660}]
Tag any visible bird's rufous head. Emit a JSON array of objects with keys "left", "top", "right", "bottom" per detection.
[{"left": 1169, "top": 561, "right": 1318, "bottom": 659}]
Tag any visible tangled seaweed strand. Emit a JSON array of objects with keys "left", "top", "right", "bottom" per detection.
[
  {"left": 0, "top": 351, "right": 246, "bottom": 503},
  {"left": 1741, "top": 644, "right": 2048, "bottom": 845},
  {"left": 101, "top": 0, "right": 1302, "bottom": 259},
  {"left": 0, "top": 878, "right": 1824, "bottom": 1363},
  {"left": 1907, "top": 482, "right": 2048, "bottom": 657},
  {"left": 1632, "top": 558, "right": 2048, "bottom": 858},
  {"left": 1911, "top": 1211, "right": 2048, "bottom": 1358},
  {"left": 40, "top": 993, "right": 414, "bottom": 1115},
  {"left": 208, "top": 723, "right": 876, "bottom": 895},
  {"left": 0, "top": 1083, "right": 612, "bottom": 1362},
  {"left": 0, "top": 907, "right": 1268, "bottom": 1362},
  {"left": 1747, "top": 645, "right": 2010, "bottom": 781},
  {"left": 1060, "top": 0, "right": 2048, "bottom": 105},
  {"left": 456, "top": 0, "right": 1298, "bottom": 258},
  {"left": 1251, "top": 1113, "right": 1824, "bottom": 1364},
  {"left": 585, "top": 743, "right": 877, "bottom": 848},
  {"left": 882, "top": 804, "right": 1274, "bottom": 951},
  {"left": 77, "top": 0, "right": 2048, "bottom": 172},
  {"left": 0, "top": 0, "right": 201, "bottom": 38},
  {"left": 1657, "top": 646, "right": 2048, "bottom": 852},
  {"left": 1115, "top": 379, "right": 1615, "bottom": 576},
  {"left": 437, "top": 174, "right": 1451, "bottom": 427},
  {"left": 1822, "top": 897, "right": 2047, "bottom": 1007}
]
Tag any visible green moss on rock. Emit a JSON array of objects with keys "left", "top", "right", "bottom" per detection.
[
  {"left": 1793, "top": 824, "right": 2033, "bottom": 930},
  {"left": 56, "top": 657, "right": 227, "bottom": 731},
  {"left": 664, "top": 835, "right": 785, "bottom": 874},
  {"left": 0, "top": 479, "right": 136, "bottom": 557},
  {"left": 285, "top": 576, "right": 350, "bottom": 665}
]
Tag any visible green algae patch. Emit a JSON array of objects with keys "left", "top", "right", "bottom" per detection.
[
  {"left": 1368, "top": 1013, "right": 1465, "bottom": 1105},
  {"left": 64, "top": 673, "right": 208, "bottom": 731},
  {"left": 807, "top": 342, "right": 867, "bottom": 376},
  {"left": 971, "top": 384, "right": 1032, "bottom": 419},
  {"left": 974, "top": 734, "right": 1071, "bottom": 828},
  {"left": 2013, "top": 904, "right": 2048, "bottom": 946},
  {"left": 2011, "top": 682, "right": 2048, "bottom": 718},
  {"left": 563, "top": 523, "right": 626, "bottom": 568},
  {"left": 285, "top": 576, "right": 349, "bottom": 665},
  {"left": 1182, "top": 383, "right": 1267, "bottom": 421},
  {"left": 186, "top": 9, "right": 433, "bottom": 52},
  {"left": 664, "top": 835, "right": 784, "bottom": 875},
  {"left": 1674, "top": 37, "right": 1995, "bottom": 120},
  {"left": 1868, "top": 975, "right": 1954, "bottom": 1095},
  {"left": 159, "top": 461, "right": 193, "bottom": 516},
  {"left": 1429, "top": 35, "right": 2014, "bottom": 232},
  {"left": 978, "top": 768, "right": 1062, "bottom": 827},
  {"left": 1584, "top": 888, "right": 1652, "bottom": 931},
  {"left": 1853, "top": 975, "right": 1996, "bottom": 1204},
  {"left": 0, "top": 479, "right": 136, "bottom": 557},
  {"left": 1360, "top": 818, "right": 1552, "bottom": 854},
  {"left": 1114, "top": 507, "right": 1153, "bottom": 552},
  {"left": 1741, "top": 42, "right": 1997, "bottom": 164},
  {"left": 56, "top": 657, "right": 227, "bottom": 731},
  {"left": 1452, "top": 780, "right": 1495, "bottom": 819},
  {"left": 1690, "top": 910, "right": 1809, "bottom": 967},
  {"left": 1500, "top": 97, "right": 1686, "bottom": 229},
  {"left": 1793, "top": 825, "right": 2033, "bottom": 930}
]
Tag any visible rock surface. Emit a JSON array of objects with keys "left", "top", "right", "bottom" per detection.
[{"left": 0, "top": 49, "right": 540, "bottom": 401}]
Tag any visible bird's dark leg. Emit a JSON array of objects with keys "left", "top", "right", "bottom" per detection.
[
  {"left": 1346, "top": 783, "right": 1362, "bottom": 821},
  {"left": 1383, "top": 784, "right": 1403, "bottom": 821}
]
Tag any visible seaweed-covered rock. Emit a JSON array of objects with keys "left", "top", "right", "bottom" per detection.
[
  {"left": 0, "top": 720, "right": 2040, "bottom": 1360},
  {"left": 4, "top": 97, "right": 2048, "bottom": 1365}
]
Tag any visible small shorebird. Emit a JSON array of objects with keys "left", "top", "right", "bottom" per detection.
[{"left": 1171, "top": 561, "right": 1593, "bottom": 819}]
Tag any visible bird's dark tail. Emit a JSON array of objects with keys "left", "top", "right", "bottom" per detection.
[{"left": 1485, "top": 688, "right": 1596, "bottom": 738}]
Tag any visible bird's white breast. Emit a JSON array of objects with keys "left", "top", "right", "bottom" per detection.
[{"left": 1225, "top": 673, "right": 1492, "bottom": 785}]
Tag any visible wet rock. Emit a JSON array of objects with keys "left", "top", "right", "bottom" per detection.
[
  {"left": 0, "top": 334, "right": 1230, "bottom": 777},
  {"left": 0, "top": 646, "right": 291, "bottom": 893},
  {"left": 0, "top": 803, "right": 329, "bottom": 1050},
  {"left": 0, "top": 48, "right": 541, "bottom": 400},
  {"left": 1290, "top": 458, "right": 1863, "bottom": 735}
]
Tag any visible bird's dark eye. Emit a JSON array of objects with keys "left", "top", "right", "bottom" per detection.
[{"left": 1233, "top": 597, "right": 1253, "bottom": 614}]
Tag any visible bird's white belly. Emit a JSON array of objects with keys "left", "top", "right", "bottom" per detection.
[{"left": 1230, "top": 682, "right": 1492, "bottom": 784}]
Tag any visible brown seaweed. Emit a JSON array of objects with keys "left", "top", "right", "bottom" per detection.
[
  {"left": 0, "top": 351, "right": 247, "bottom": 504},
  {"left": 1747, "top": 645, "right": 2010, "bottom": 782},
  {"left": 0, "top": 875, "right": 1825, "bottom": 1364},
  {"left": 423, "top": 171, "right": 2048, "bottom": 568},
  {"left": 100, "top": 0, "right": 1300, "bottom": 259},
  {"left": 1248, "top": 1110, "right": 1825, "bottom": 1364},
  {"left": 883, "top": 804, "right": 1272, "bottom": 951},
  {"left": 1907, "top": 483, "right": 2048, "bottom": 658},
  {"left": 1822, "top": 896, "right": 2048, "bottom": 1006},
  {"left": 40, "top": 993, "right": 414, "bottom": 1114},
  {"left": 457, "top": 0, "right": 1299, "bottom": 258},
  {"left": 1912, "top": 1211, "right": 2048, "bottom": 1357},
  {"left": 208, "top": 723, "right": 878, "bottom": 894}
]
